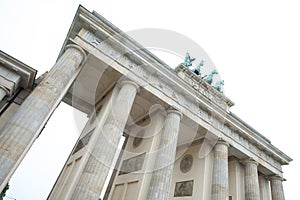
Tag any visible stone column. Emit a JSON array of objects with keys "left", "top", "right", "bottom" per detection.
[
  {"left": 258, "top": 175, "right": 271, "bottom": 200},
  {"left": 269, "top": 175, "right": 285, "bottom": 200},
  {"left": 211, "top": 140, "right": 230, "bottom": 200},
  {"left": 243, "top": 159, "right": 260, "bottom": 200},
  {"left": 0, "top": 44, "right": 86, "bottom": 191},
  {"left": 71, "top": 80, "right": 139, "bottom": 200},
  {"left": 146, "top": 109, "right": 182, "bottom": 200}
]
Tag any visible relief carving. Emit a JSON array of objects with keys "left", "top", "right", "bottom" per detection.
[
  {"left": 174, "top": 180, "right": 194, "bottom": 197},
  {"left": 119, "top": 153, "right": 146, "bottom": 175}
]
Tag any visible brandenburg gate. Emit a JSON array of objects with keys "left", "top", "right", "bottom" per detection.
[{"left": 0, "top": 5, "right": 292, "bottom": 200}]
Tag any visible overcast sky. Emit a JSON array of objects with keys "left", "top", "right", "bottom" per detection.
[{"left": 1, "top": 1, "right": 299, "bottom": 199}]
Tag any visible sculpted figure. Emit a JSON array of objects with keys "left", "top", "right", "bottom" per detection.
[
  {"left": 182, "top": 52, "right": 195, "bottom": 67},
  {"left": 213, "top": 80, "right": 224, "bottom": 93},
  {"left": 192, "top": 60, "right": 204, "bottom": 76},
  {"left": 204, "top": 69, "right": 218, "bottom": 84}
]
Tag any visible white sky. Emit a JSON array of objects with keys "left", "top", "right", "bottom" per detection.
[{"left": 1, "top": 0, "right": 299, "bottom": 199}]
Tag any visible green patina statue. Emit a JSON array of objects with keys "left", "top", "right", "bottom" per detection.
[
  {"left": 203, "top": 69, "right": 218, "bottom": 84},
  {"left": 182, "top": 52, "right": 196, "bottom": 67},
  {"left": 192, "top": 60, "right": 204, "bottom": 76},
  {"left": 213, "top": 80, "right": 224, "bottom": 93},
  {"left": 0, "top": 183, "right": 9, "bottom": 200}
]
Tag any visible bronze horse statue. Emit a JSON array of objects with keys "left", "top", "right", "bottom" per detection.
[
  {"left": 204, "top": 70, "right": 218, "bottom": 84},
  {"left": 182, "top": 52, "right": 196, "bottom": 67},
  {"left": 213, "top": 80, "right": 224, "bottom": 93}
]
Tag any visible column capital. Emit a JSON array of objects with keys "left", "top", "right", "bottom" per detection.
[
  {"left": 243, "top": 157, "right": 260, "bottom": 200},
  {"left": 216, "top": 139, "right": 230, "bottom": 148},
  {"left": 269, "top": 174, "right": 286, "bottom": 200},
  {"left": 241, "top": 158, "right": 259, "bottom": 166},
  {"left": 65, "top": 44, "right": 87, "bottom": 61},
  {"left": 148, "top": 105, "right": 167, "bottom": 118},
  {"left": 258, "top": 173, "right": 269, "bottom": 180},
  {"left": 119, "top": 79, "right": 140, "bottom": 93},
  {"left": 167, "top": 108, "right": 183, "bottom": 119},
  {"left": 268, "top": 175, "right": 285, "bottom": 182}
]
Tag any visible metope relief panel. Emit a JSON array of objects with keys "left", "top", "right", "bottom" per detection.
[
  {"left": 119, "top": 152, "right": 146, "bottom": 175},
  {"left": 232, "top": 130, "right": 281, "bottom": 171},
  {"left": 174, "top": 180, "right": 194, "bottom": 197},
  {"left": 80, "top": 30, "right": 123, "bottom": 61},
  {"left": 97, "top": 41, "right": 123, "bottom": 61},
  {"left": 79, "top": 29, "right": 101, "bottom": 45}
]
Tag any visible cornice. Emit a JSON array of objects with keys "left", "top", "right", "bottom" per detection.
[{"left": 0, "top": 50, "right": 37, "bottom": 89}]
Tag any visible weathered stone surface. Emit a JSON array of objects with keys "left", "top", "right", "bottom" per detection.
[
  {"left": 119, "top": 153, "right": 146, "bottom": 175},
  {"left": 211, "top": 140, "right": 229, "bottom": 200},
  {"left": 72, "top": 128, "right": 95, "bottom": 155},
  {"left": 0, "top": 44, "right": 86, "bottom": 191},
  {"left": 180, "top": 154, "right": 193, "bottom": 173},
  {"left": 0, "top": 88, "right": 6, "bottom": 102},
  {"left": 270, "top": 175, "right": 285, "bottom": 200},
  {"left": 146, "top": 109, "right": 182, "bottom": 200},
  {"left": 242, "top": 159, "right": 260, "bottom": 200},
  {"left": 71, "top": 79, "right": 139, "bottom": 200},
  {"left": 258, "top": 175, "right": 271, "bottom": 200},
  {"left": 174, "top": 180, "right": 194, "bottom": 197}
]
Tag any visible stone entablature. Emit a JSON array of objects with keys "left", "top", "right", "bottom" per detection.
[
  {"left": 0, "top": 51, "right": 37, "bottom": 110},
  {"left": 0, "top": 51, "right": 36, "bottom": 90},
  {"left": 175, "top": 64, "right": 234, "bottom": 111},
  {"left": 59, "top": 6, "right": 291, "bottom": 176}
]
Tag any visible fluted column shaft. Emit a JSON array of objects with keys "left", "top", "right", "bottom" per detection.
[
  {"left": 71, "top": 80, "right": 139, "bottom": 200},
  {"left": 270, "top": 176, "right": 285, "bottom": 200},
  {"left": 258, "top": 175, "right": 271, "bottom": 200},
  {"left": 146, "top": 109, "right": 182, "bottom": 200},
  {"left": 243, "top": 159, "right": 260, "bottom": 200},
  {"left": 0, "top": 44, "right": 86, "bottom": 191},
  {"left": 211, "top": 140, "right": 230, "bottom": 200}
]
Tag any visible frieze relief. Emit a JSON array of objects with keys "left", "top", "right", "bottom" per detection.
[
  {"left": 119, "top": 153, "right": 146, "bottom": 175},
  {"left": 79, "top": 28, "right": 100, "bottom": 45},
  {"left": 79, "top": 29, "right": 282, "bottom": 171},
  {"left": 174, "top": 180, "right": 194, "bottom": 197},
  {"left": 188, "top": 73, "right": 228, "bottom": 110}
]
